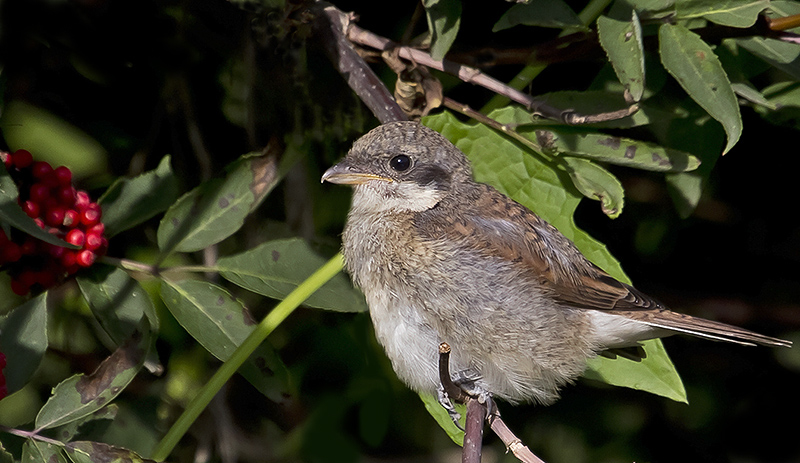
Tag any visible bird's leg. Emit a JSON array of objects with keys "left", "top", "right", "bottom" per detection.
[{"left": 437, "top": 385, "right": 463, "bottom": 428}]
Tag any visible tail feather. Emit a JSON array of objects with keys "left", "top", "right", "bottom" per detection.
[{"left": 611, "top": 308, "right": 792, "bottom": 348}]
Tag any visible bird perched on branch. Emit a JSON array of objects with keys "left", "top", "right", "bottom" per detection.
[{"left": 322, "top": 121, "right": 791, "bottom": 412}]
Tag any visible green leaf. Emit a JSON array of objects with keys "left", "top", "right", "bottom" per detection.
[
  {"left": 423, "top": 0, "right": 462, "bottom": 61},
  {"left": 1, "top": 165, "right": 78, "bottom": 249},
  {"left": 65, "top": 441, "right": 155, "bottom": 463},
  {"left": 0, "top": 442, "right": 14, "bottom": 463},
  {"left": 35, "top": 331, "right": 150, "bottom": 430},
  {"left": 517, "top": 127, "right": 700, "bottom": 172},
  {"left": 493, "top": 0, "right": 583, "bottom": 32},
  {"left": 561, "top": 157, "right": 625, "bottom": 218},
  {"left": 659, "top": 23, "right": 742, "bottom": 154},
  {"left": 418, "top": 392, "right": 465, "bottom": 446},
  {"left": 159, "top": 279, "right": 291, "bottom": 401},
  {"left": 56, "top": 405, "right": 119, "bottom": 443},
  {"left": 0, "top": 100, "right": 108, "bottom": 179},
  {"left": 0, "top": 294, "right": 48, "bottom": 394},
  {"left": 597, "top": 12, "right": 645, "bottom": 102},
  {"left": 157, "top": 149, "right": 284, "bottom": 254},
  {"left": 77, "top": 265, "right": 160, "bottom": 342},
  {"left": 22, "top": 439, "right": 68, "bottom": 463},
  {"left": 98, "top": 156, "right": 179, "bottom": 237},
  {"left": 217, "top": 238, "right": 367, "bottom": 312},
  {"left": 700, "top": 0, "right": 770, "bottom": 27},
  {"left": 585, "top": 339, "right": 687, "bottom": 403}
]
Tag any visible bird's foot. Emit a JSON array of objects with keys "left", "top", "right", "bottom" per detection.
[
  {"left": 451, "top": 370, "right": 495, "bottom": 417},
  {"left": 437, "top": 386, "right": 463, "bottom": 429}
]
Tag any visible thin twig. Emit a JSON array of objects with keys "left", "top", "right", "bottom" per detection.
[
  {"left": 343, "top": 15, "right": 636, "bottom": 124},
  {"left": 437, "top": 343, "right": 547, "bottom": 463}
]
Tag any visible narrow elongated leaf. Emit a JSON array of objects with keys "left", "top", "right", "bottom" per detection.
[
  {"left": 158, "top": 146, "right": 283, "bottom": 254},
  {"left": 659, "top": 23, "right": 742, "bottom": 154},
  {"left": 423, "top": 0, "right": 461, "bottom": 61},
  {"left": 99, "top": 156, "right": 178, "bottom": 237},
  {"left": 562, "top": 157, "right": 625, "bottom": 218},
  {"left": 701, "top": 0, "right": 770, "bottom": 27},
  {"left": 493, "top": 0, "right": 583, "bottom": 31},
  {"left": 217, "top": 238, "right": 367, "bottom": 312},
  {"left": 585, "top": 339, "right": 687, "bottom": 403},
  {"left": 521, "top": 126, "right": 700, "bottom": 172},
  {"left": 35, "top": 331, "right": 150, "bottom": 430},
  {"left": 159, "top": 280, "right": 291, "bottom": 401},
  {"left": 597, "top": 12, "right": 645, "bottom": 102},
  {"left": 0, "top": 293, "right": 48, "bottom": 394},
  {"left": 65, "top": 441, "right": 156, "bottom": 463},
  {"left": 423, "top": 111, "right": 687, "bottom": 403},
  {"left": 77, "top": 265, "right": 160, "bottom": 342}
]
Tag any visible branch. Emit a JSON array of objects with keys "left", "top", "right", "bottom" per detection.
[
  {"left": 308, "top": 2, "right": 407, "bottom": 124},
  {"left": 344, "top": 17, "right": 635, "bottom": 124},
  {"left": 437, "top": 343, "right": 546, "bottom": 463}
]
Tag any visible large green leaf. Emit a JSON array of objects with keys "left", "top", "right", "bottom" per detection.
[
  {"left": 597, "top": 12, "right": 645, "bottom": 102},
  {"left": 99, "top": 156, "right": 178, "bottom": 238},
  {"left": 0, "top": 293, "right": 48, "bottom": 394},
  {"left": 423, "top": 0, "right": 461, "bottom": 61},
  {"left": 493, "top": 0, "right": 583, "bottom": 31},
  {"left": 423, "top": 111, "right": 686, "bottom": 402},
  {"left": 159, "top": 279, "right": 291, "bottom": 401},
  {"left": 217, "top": 238, "right": 367, "bottom": 312},
  {"left": 22, "top": 440, "right": 67, "bottom": 463},
  {"left": 65, "top": 441, "right": 156, "bottom": 463},
  {"left": 35, "top": 331, "right": 150, "bottom": 430},
  {"left": 636, "top": 0, "right": 769, "bottom": 27},
  {"left": 77, "top": 265, "right": 160, "bottom": 343},
  {"left": 659, "top": 23, "right": 742, "bottom": 154},
  {"left": 585, "top": 339, "right": 687, "bottom": 403},
  {"left": 157, "top": 149, "right": 284, "bottom": 254}
]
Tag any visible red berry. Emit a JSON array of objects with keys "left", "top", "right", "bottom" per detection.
[
  {"left": 56, "top": 186, "right": 76, "bottom": 206},
  {"left": 46, "top": 242, "right": 65, "bottom": 258},
  {"left": 33, "top": 218, "right": 45, "bottom": 229},
  {"left": 85, "top": 232, "right": 102, "bottom": 251},
  {"left": 76, "top": 250, "right": 96, "bottom": 267},
  {"left": 0, "top": 352, "right": 6, "bottom": 368},
  {"left": 22, "top": 200, "right": 40, "bottom": 219},
  {"left": 20, "top": 238, "right": 38, "bottom": 255},
  {"left": 10, "top": 278, "right": 29, "bottom": 296},
  {"left": 29, "top": 183, "right": 51, "bottom": 204},
  {"left": 61, "top": 250, "right": 77, "bottom": 268},
  {"left": 54, "top": 166, "right": 72, "bottom": 186},
  {"left": 1, "top": 243, "right": 22, "bottom": 263},
  {"left": 74, "top": 190, "right": 90, "bottom": 210},
  {"left": 63, "top": 209, "right": 79, "bottom": 227},
  {"left": 80, "top": 205, "right": 101, "bottom": 226},
  {"left": 13, "top": 150, "right": 33, "bottom": 169},
  {"left": 66, "top": 229, "right": 85, "bottom": 247},
  {"left": 31, "top": 161, "right": 53, "bottom": 179},
  {"left": 35, "top": 269, "right": 57, "bottom": 288},
  {"left": 44, "top": 207, "right": 66, "bottom": 227},
  {"left": 19, "top": 270, "right": 37, "bottom": 288}
]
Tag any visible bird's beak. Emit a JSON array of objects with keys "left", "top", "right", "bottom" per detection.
[{"left": 321, "top": 162, "right": 392, "bottom": 185}]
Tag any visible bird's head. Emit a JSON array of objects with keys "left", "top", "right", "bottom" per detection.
[{"left": 321, "top": 121, "right": 473, "bottom": 213}]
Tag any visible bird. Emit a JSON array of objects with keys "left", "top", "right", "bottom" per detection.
[{"left": 321, "top": 120, "right": 791, "bottom": 410}]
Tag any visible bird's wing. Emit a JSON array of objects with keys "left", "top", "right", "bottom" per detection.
[{"left": 415, "top": 183, "right": 790, "bottom": 348}]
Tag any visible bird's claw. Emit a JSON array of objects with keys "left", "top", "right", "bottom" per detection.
[{"left": 437, "top": 386, "right": 464, "bottom": 430}]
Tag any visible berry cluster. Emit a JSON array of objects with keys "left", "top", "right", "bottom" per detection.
[
  {"left": 1, "top": 149, "right": 107, "bottom": 295},
  {"left": 0, "top": 351, "right": 6, "bottom": 400}
]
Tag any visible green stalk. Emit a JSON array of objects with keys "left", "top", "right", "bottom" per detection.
[
  {"left": 150, "top": 253, "right": 346, "bottom": 461},
  {"left": 480, "top": 0, "right": 613, "bottom": 114}
]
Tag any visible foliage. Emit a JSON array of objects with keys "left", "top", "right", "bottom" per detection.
[{"left": 0, "top": 0, "right": 798, "bottom": 462}]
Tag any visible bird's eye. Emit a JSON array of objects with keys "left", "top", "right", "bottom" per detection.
[{"left": 389, "top": 154, "right": 411, "bottom": 172}]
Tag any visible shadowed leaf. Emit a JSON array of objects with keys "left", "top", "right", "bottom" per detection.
[
  {"left": 0, "top": 293, "right": 48, "bottom": 394},
  {"left": 65, "top": 441, "right": 155, "bottom": 463},
  {"left": 218, "top": 238, "right": 367, "bottom": 312}
]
